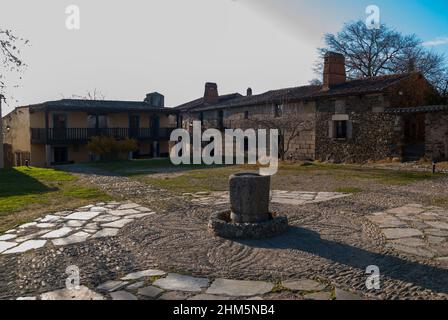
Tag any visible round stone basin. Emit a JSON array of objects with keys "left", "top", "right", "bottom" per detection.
[{"left": 208, "top": 210, "right": 288, "bottom": 240}]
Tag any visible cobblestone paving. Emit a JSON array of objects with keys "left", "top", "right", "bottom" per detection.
[
  {"left": 2, "top": 165, "right": 448, "bottom": 300},
  {"left": 16, "top": 269, "right": 362, "bottom": 300},
  {"left": 186, "top": 191, "right": 350, "bottom": 207},
  {"left": 367, "top": 204, "right": 448, "bottom": 261},
  {"left": 0, "top": 202, "right": 155, "bottom": 255}
]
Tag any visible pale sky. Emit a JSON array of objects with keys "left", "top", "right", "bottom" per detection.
[{"left": 1, "top": 0, "right": 447, "bottom": 114}]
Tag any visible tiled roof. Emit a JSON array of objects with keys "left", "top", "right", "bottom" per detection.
[
  {"left": 310, "top": 73, "right": 413, "bottom": 98},
  {"left": 179, "top": 73, "right": 416, "bottom": 112},
  {"left": 29, "top": 99, "right": 178, "bottom": 114},
  {"left": 175, "top": 93, "right": 243, "bottom": 111},
  {"left": 385, "top": 105, "right": 448, "bottom": 114}
]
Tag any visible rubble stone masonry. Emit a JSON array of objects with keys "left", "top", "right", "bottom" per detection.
[
  {"left": 315, "top": 95, "right": 397, "bottom": 163},
  {"left": 425, "top": 112, "right": 448, "bottom": 161}
]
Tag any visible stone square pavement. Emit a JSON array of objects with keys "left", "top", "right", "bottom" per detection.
[
  {"left": 185, "top": 190, "right": 350, "bottom": 207},
  {"left": 367, "top": 204, "right": 448, "bottom": 261},
  {"left": 17, "top": 270, "right": 362, "bottom": 301},
  {"left": 0, "top": 202, "right": 156, "bottom": 255}
]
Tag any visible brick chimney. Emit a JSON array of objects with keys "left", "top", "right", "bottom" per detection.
[
  {"left": 204, "top": 82, "right": 219, "bottom": 104},
  {"left": 323, "top": 52, "right": 346, "bottom": 90},
  {"left": 246, "top": 88, "right": 253, "bottom": 96}
]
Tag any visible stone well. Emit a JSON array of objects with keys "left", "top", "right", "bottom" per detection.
[
  {"left": 209, "top": 172, "right": 288, "bottom": 239},
  {"left": 230, "top": 173, "right": 270, "bottom": 223}
]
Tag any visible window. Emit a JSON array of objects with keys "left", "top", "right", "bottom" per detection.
[
  {"left": 53, "top": 114, "right": 67, "bottom": 129},
  {"left": 97, "top": 115, "right": 108, "bottom": 129},
  {"left": 274, "top": 104, "right": 283, "bottom": 118},
  {"left": 244, "top": 111, "right": 249, "bottom": 120},
  {"left": 335, "top": 121, "right": 347, "bottom": 139},
  {"left": 87, "top": 115, "right": 96, "bottom": 128},
  {"left": 87, "top": 115, "right": 108, "bottom": 128}
]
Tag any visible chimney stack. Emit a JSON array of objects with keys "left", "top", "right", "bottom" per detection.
[
  {"left": 246, "top": 88, "right": 253, "bottom": 96},
  {"left": 144, "top": 92, "right": 165, "bottom": 107},
  {"left": 204, "top": 82, "right": 219, "bottom": 104},
  {"left": 323, "top": 52, "right": 346, "bottom": 90}
]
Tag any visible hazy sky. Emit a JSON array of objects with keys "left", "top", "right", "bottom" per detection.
[{"left": 1, "top": 0, "right": 447, "bottom": 114}]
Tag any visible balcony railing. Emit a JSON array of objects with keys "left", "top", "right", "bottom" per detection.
[{"left": 31, "top": 127, "right": 176, "bottom": 144}]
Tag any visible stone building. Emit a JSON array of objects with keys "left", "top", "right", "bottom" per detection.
[{"left": 176, "top": 52, "right": 445, "bottom": 163}]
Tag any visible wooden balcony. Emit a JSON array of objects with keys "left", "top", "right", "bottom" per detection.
[{"left": 31, "top": 127, "right": 176, "bottom": 144}]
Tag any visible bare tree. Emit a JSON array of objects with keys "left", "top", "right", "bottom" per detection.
[
  {"left": 315, "top": 20, "right": 447, "bottom": 95},
  {"left": 308, "top": 78, "right": 322, "bottom": 86},
  {"left": 0, "top": 28, "right": 28, "bottom": 103},
  {"left": 61, "top": 89, "right": 106, "bottom": 100},
  {"left": 429, "top": 67, "right": 448, "bottom": 102},
  {"left": 247, "top": 110, "right": 313, "bottom": 161}
]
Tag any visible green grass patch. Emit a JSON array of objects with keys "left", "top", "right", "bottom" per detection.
[
  {"left": 279, "top": 162, "right": 442, "bottom": 185},
  {"left": 142, "top": 167, "right": 235, "bottom": 193},
  {"left": 0, "top": 166, "right": 111, "bottom": 233},
  {"left": 62, "top": 187, "right": 109, "bottom": 199},
  {"left": 129, "top": 161, "right": 444, "bottom": 194}
]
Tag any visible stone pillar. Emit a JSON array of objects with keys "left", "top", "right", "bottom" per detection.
[
  {"left": 230, "top": 173, "right": 271, "bottom": 223},
  {"left": 45, "top": 145, "right": 52, "bottom": 167}
]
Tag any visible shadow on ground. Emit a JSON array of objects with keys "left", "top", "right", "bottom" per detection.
[
  {"left": 240, "top": 226, "right": 448, "bottom": 294},
  {"left": 0, "top": 168, "right": 56, "bottom": 197}
]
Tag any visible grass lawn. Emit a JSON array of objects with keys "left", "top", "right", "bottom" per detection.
[
  {"left": 88, "top": 159, "right": 444, "bottom": 194},
  {"left": 277, "top": 162, "right": 442, "bottom": 185},
  {"left": 0, "top": 167, "right": 111, "bottom": 233}
]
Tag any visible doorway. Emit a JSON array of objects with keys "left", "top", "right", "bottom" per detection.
[
  {"left": 54, "top": 147, "right": 68, "bottom": 164},
  {"left": 403, "top": 114, "right": 425, "bottom": 161}
]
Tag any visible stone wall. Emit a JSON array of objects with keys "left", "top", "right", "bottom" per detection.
[
  {"left": 188, "top": 101, "right": 317, "bottom": 160},
  {"left": 425, "top": 112, "right": 448, "bottom": 161},
  {"left": 315, "top": 95, "right": 397, "bottom": 163}
]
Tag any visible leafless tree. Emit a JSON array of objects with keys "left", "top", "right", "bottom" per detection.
[
  {"left": 62, "top": 89, "right": 106, "bottom": 100},
  {"left": 430, "top": 67, "right": 448, "bottom": 102},
  {"left": 314, "top": 20, "right": 447, "bottom": 96},
  {"left": 246, "top": 111, "right": 313, "bottom": 161},
  {"left": 308, "top": 78, "right": 322, "bottom": 86},
  {"left": 0, "top": 28, "right": 28, "bottom": 103}
]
